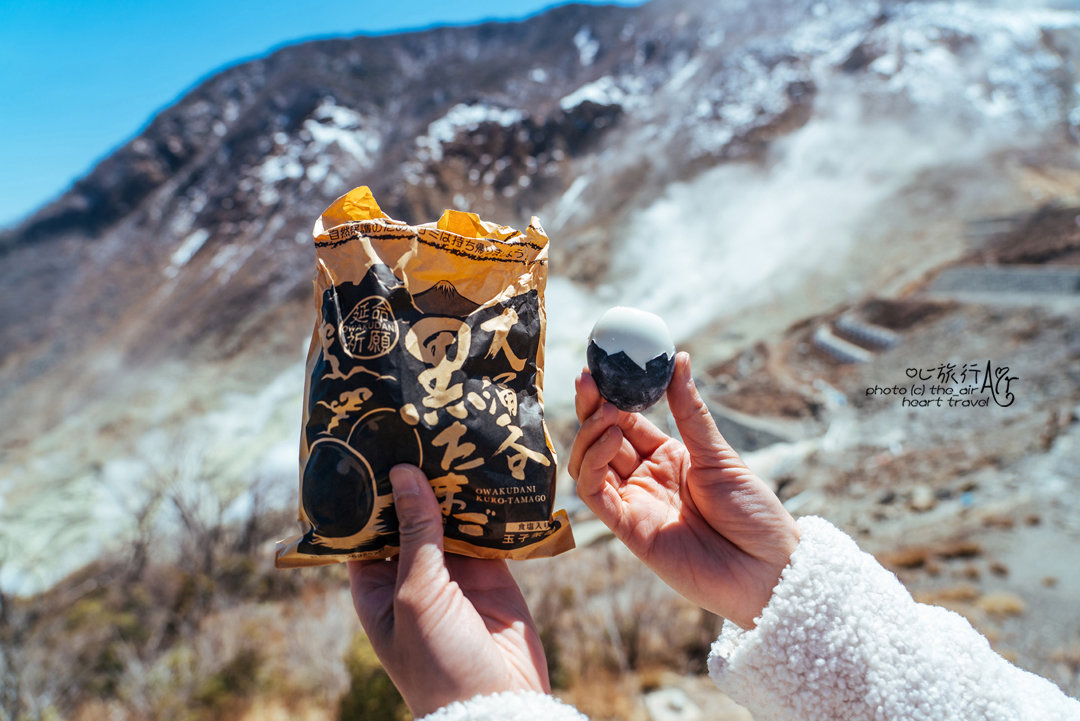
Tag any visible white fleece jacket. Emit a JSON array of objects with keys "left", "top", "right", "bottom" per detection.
[{"left": 419, "top": 516, "right": 1080, "bottom": 721}]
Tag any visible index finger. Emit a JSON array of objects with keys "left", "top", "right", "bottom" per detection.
[
  {"left": 575, "top": 369, "right": 602, "bottom": 424},
  {"left": 579, "top": 368, "right": 670, "bottom": 460}
]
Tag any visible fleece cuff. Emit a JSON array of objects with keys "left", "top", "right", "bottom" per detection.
[
  {"left": 417, "top": 690, "right": 590, "bottom": 721},
  {"left": 708, "top": 516, "right": 1080, "bottom": 721}
]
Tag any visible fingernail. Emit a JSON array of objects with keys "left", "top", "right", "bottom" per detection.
[
  {"left": 389, "top": 464, "right": 421, "bottom": 498},
  {"left": 591, "top": 404, "right": 607, "bottom": 422}
]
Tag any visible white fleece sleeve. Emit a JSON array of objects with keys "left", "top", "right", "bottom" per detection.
[
  {"left": 708, "top": 516, "right": 1080, "bottom": 721},
  {"left": 416, "top": 691, "right": 589, "bottom": 721}
]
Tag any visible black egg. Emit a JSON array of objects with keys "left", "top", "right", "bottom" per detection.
[
  {"left": 587, "top": 306, "right": 676, "bottom": 413},
  {"left": 302, "top": 409, "right": 421, "bottom": 541},
  {"left": 303, "top": 438, "right": 375, "bottom": 539}
]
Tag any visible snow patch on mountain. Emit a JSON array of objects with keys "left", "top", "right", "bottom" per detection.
[
  {"left": 251, "top": 98, "right": 380, "bottom": 204},
  {"left": 258, "top": 152, "right": 305, "bottom": 186},
  {"left": 851, "top": 4, "right": 1080, "bottom": 127},
  {"left": 666, "top": 55, "right": 706, "bottom": 93},
  {"left": 414, "top": 103, "right": 526, "bottom": 165},
  {"left": 574, "top": 27, "right": 600, "bottom": 67},
  {"left": 163, "top": 229, "right": 210, "bottom": 277},
  {"left": 560, "top": 75, "right": 648, "bottom": 111},
  {"left": 688, "top": 52, "right": 811, "bottom": 158},
  {"left": 662, "top": 1, "right": 1079, "bottom": 161},
  {"left": 302, "top": 98, "right": 381, "bottom": 166},
  {"left": 549, "top": 176, "right": 591, "bottom": 231}
]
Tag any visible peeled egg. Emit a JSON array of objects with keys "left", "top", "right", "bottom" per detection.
[{"left": 587, "top": 306, "right": 677, "bottom": 413}]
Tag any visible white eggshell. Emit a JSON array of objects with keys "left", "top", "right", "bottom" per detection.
[{"left": 589, "top": 306, "right": 675, "bottom": 370}]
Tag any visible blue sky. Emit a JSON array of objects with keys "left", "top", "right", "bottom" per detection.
[{"left": 0, "top": 0, "right": 647, "bottom": 229}]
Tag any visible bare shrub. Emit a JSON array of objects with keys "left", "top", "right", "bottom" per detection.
[
  {"left": 510, "top": 540, "right": 724, "bottom": 686},
  {"left": 337, "top": 634, "right": 409, "bottom": 721}
]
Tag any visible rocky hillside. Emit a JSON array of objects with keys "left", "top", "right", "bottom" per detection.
[
  {"left": 5, "top": 0, "right": 1080, "bottom": 718},
  {"left": 2, "top": 0, "right": 1080, "bottom": 600}
]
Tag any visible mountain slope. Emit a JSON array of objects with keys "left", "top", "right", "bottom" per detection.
[{"left": 1, "top": 0, "right": 1080, "bottom": 596}]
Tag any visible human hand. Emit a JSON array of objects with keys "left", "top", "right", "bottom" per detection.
[
  {"left": 348, "top": 464, "right": 550, "bottom": 718},
  {"left": 569, "top": 352, "right": 800, "bottom": 630}
]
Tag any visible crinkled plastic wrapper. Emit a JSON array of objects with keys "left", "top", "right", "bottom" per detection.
[{"left": 275, "top": 187, "right": 575, "bottom": 567}]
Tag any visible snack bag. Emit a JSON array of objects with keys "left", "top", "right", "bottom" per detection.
[{"left": 275, "top": 187, "right": 575, "bottom": 567}]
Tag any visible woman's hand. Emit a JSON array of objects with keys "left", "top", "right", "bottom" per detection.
[
  {"left": 348, "top": 464, "right": 550, "bottom": 718},
  {"left": 569, "top": 352, "right": 801, "bottom": 630}
]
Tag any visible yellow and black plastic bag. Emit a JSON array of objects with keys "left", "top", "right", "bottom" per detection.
[{"left": 276, "top": 186, "right": 574, "bottom": 567}]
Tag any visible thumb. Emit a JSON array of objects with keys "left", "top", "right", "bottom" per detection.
[
  {"left": 666, "top": 353, "right": 745, "bottom": 473},
  {"left": 390, "top": 464, "right": 449, "bottom": 593}
]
